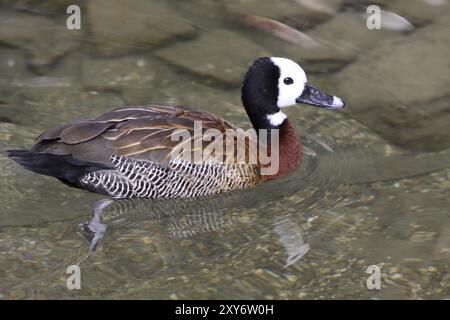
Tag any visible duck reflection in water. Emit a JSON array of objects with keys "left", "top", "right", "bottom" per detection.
[{"left": 79, "top": 192, "right": 310, "bottom": 268}]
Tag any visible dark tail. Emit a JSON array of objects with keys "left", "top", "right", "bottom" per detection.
[{"left": 7, "top": 150, "right": 112, "bottom": 189}]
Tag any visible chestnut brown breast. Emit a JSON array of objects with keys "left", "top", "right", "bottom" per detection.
[{"left": 275, "top": 119, "right": 302, "bottom": 177}]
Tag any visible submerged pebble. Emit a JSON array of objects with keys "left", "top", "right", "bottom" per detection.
[
  {"left": 88, "top": 0, "right": 196, "bottom": 56},
  {"left": 155, "top": 30, "right": 268, "bottom": 87},
  {"left": 225, "top": 0, "right": 344, "bottom": 28},
  {"left": 329, "top": 13, "right": 450, "bottom": 151},
  {"left": 0, "top": 11, "right": 81, "bottom": 75}
]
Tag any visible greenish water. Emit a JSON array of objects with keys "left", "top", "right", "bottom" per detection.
[{"left": 0, "top": 0, "right": 449, "bottom": 299}]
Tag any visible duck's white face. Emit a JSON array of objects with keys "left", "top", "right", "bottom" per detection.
[
  {"left": 271, "top": 57, "right": 307, "bottom": 108},
  {"left": 242, "top": 56, "right": 345, "bottom": 130}
]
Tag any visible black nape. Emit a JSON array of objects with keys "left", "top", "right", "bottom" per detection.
[{"left": 241, "top": 57, "right": 282, "bottom": 131}]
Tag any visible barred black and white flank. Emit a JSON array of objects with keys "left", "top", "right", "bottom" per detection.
[{"left": 81, "top": 156, "right": 259, "bottom": 199}]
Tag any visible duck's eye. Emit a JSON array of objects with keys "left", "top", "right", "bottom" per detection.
[{"left": 283, "top": 77, "right": 294, "bottom": 85}]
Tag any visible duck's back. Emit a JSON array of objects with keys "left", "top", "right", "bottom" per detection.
[{"left": 33, "top": 105, "right": 232, "bottom": 163}]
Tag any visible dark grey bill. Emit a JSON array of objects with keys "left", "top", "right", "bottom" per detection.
[{"left": 296, "top": 83, "right": 345, "bottom": 109}]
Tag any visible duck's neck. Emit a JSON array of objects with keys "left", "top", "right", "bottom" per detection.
[
  {"left": 241, "top": 95, "right": 301, "bottom": 177},
  {"left": 256, "top": 119, "right": 301, "bottom": 179},
  {"left": 275, "top": 119, "right": 301, "bottom": 177}
]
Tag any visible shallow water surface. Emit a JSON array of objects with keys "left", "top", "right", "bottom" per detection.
[{"left": 0, "top": 0, "right": 449, "bottom": 299}]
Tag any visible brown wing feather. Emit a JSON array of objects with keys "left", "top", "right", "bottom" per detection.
[
  {"left": 59, "top": 122, "right": 113, "bottom": 144},
  {"left": 111, "top": 128, "right": 170, "bottom": 149},
  {"left": 31, "top": 105, "right": 257, "bottom": 167}
]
